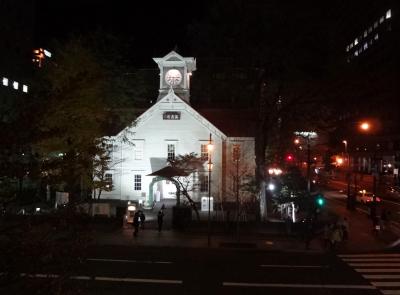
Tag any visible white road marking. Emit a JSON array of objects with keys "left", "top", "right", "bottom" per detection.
[
  {"left": 88, "top": 258, "right": 172, "bottom": 264},
  {"left": 339, "top": 254, "right": 400, "bottom": 258},
  {"left": 363, "top": 274, "right": 400, "bottom": 279},
  {"left": 343, "top": 258, "right": 400, "bottom": 262},
  {"left": 372, "top": 282, "right": 400, "bottom": 287},
  {"left": 95, "top": 276, "right": 182, "bottom": 284},
  {"left": 260, "top": 264, "right": 327, "bottom": 269},
  {"left": 349, "top": 263, "right": 400, "bottom": 267},
  {"left": 222, "top": 282, "right": 376, "bottom": 289},
  {"left": 355, "top": 268, "right": 400, "bottom": 273},
  {"left": 19, "top": 273, "right": 182, "bottom": 284},
  {"left": 382, "top": 291, "right": 400, "bottom": 295}
]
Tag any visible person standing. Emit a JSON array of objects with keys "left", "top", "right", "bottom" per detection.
[
  {"left": 157, "top": 210, "right": 164, "bottom": 232},
  {"left": 139, "top": 210, "right": 146, "bottom": 229},
  {"left": 133, "top": 211, "right": 140, "bottom": 237}
]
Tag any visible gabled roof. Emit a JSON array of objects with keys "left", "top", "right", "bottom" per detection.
[{"left": 114, "top": 89, "right": 227, "bottom": 140}]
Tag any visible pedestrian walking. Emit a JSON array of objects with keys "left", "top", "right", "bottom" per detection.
[
  {"left": 157, "top": 209, "right": 164, "bottom": 232},
  {"left": 139, "top": 210, "right": 146, "bottom": 229},
  {"left": 339, "top": 217, "right": 350, "bottom": 240},
  {"left": 329, "top": 224, "right": 342, "bottom": 251},
  {"left": 133, "top": 211, "right": 140, "bottom": 237},
  {"left": 322, "top": 223, "right": 331, "bottom": 249}
]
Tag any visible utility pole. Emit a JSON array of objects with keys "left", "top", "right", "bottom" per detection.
[{"left": 306, "top": 135, "right": 311, "bottom": 192}]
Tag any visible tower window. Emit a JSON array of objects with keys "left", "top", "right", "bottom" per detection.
[
  {"left": 134, "top": 175, "right": 142, "bottom": 191},
  {"left": 167, "top": 144, "right": 175, "bottom": 161},
  {"left": 2, "top": 77, "right": 8, "bottom": 86}
]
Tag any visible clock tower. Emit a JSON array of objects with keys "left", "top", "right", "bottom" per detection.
[{"left": 153, "top": 51, "right": 196, "bottom": 103}]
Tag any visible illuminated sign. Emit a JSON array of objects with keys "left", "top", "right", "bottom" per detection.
[{"left": 163, "top": 111, "right": 181, "bottom": 120}]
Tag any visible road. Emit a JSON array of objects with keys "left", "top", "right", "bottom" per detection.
[
  {"left": 2, "top": 245, "right": 397, "bottom": 295},
  {"left": 326, "top": 180, "right": 400, "bottom": 237}
]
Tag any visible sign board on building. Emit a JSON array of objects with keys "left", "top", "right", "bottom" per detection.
[
  {"left": 163, "top": 111, "right": 181, "bottom": 120},
  {"left": 201, "top": 196, "right": 213, "bottom": 212}
]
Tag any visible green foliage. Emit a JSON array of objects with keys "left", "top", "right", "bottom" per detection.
[{"left": 34, "top": 32, "right": 141, "bottom": 201}]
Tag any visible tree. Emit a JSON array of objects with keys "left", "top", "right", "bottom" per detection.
[
  {"left": 168, "top": 153, "right": 205, "bottom": 221},
  {"left": 34, "top": 32, "right": 142, "bottom": 203}
]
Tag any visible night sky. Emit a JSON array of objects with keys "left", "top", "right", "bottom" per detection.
[{"left": 36, "top": 0, "right": 207, "bottom": 66}]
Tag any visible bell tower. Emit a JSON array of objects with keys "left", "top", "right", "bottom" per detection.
[{"left": 153, "top": 51, "right": 196, "bottom": 103}]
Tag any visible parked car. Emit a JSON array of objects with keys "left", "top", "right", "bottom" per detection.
[
  {"left": 386, "top": 186, "right": 400, "bottom": 199},
  {"left": 356, "top": 190, "right": 382, "bottom": 204}
]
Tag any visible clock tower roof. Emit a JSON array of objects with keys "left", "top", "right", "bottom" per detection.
[{"left": 153, "top": 51, "right": 196, "bottom": 104}]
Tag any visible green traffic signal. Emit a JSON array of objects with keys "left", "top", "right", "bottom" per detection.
[{"left": 316, "top": 195, "right": 325, "bottom": 206}]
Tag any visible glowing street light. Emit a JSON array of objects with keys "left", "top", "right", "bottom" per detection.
[{"left": 360, "top": 122, "right": 370, "bottom": 131}]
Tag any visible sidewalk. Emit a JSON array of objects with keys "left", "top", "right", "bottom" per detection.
[{"left": 91, "top": 196, "right": 400, "bottom": 253}]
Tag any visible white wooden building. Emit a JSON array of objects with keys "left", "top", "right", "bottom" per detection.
[{"left": 99, "top": 51, "right": 256, "bottom": 207}]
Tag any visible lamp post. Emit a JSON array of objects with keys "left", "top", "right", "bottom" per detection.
[
  {"left": 343, "top": 140, "right": 353, "bottom": 210},
  {"left": 207, "top": 133, "right": 213, "bottom": 247}
]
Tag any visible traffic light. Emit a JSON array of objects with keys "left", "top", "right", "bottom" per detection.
[
  {"left": 285, "top": 154, "right": 294, "bottom": 162},
  {"left": 315, "top": 194, "right": 325, "bottom": 207}
]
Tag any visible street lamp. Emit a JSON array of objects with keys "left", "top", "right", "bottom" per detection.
[{"left": 207, "top": 133, "right": 213, "bottom": 247}]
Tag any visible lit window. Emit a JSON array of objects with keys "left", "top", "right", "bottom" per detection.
[
  {"left": 380, "top": 16, "right": 384, "bottom": 23},
  {"left": 2, "top": 77, "right": 8, "bottom": 86},
  {"left": 364, "top": 43, "right": 368, "bottom": 50},
  {"left": 201, "top": 144, "right": 209, "bottom": 161},
  {"left": 13, "top": 81, "right": 18, "bottom": 90},
  {"left": 105, "top": 173, "right": 112, "bottom": 188},
  {"left": 374, "top": 33, "right": 379, "bottom": 40},
  {"left": 374, "top": 21, "right": 378, "bottom": 28},
  {"left": 354, "top": 38, "right": 358, "bottom": 45},
  {"left": 134, "top": 175, "right": 142, "bottom": 191},
  {"left": 346, "top": 45, "right": 349, "bottom": 52},
  {"left": 368, "top": 26, "right": 373, "bottom": 33},
  {"left": 350, "top": 43, "right": 353, "bottom": 49},
  {"left": 364, "top": 30, "right": 368, "bottom": 37},
  {"left": 22, "top": 85, "right": 28, "bottom": 93},
  {"left": 232, "top": 144, "right": 241, "bottom": 161},
  {"left": 386, "top": 9, "right": 391, "bottom": 19},
  {"left": 167, "top": 144, "right": 175, "bottom": 161},
  {"left": 200, "top": 174, "right": 209, "bottom": 192},
  {"left": 354, "top": 50, "right": 358, "bottom": 57}
]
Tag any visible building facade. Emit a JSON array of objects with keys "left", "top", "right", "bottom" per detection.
[{"left": 99, "top": 51, "right": 256, "bottom": 207}]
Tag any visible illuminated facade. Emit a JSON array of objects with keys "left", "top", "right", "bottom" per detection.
[{"left": 98, "top": 51, "right": 256, "bottom": 206}]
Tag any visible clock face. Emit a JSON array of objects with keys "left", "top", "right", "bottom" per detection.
[{"left": 165, "top": 69, "right": 182, "bottom": 86}]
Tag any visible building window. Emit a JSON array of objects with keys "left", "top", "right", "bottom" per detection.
[
  {"left": 232, "top": 144, "right": 241, "bottom": 161},
  {"left": 368, "top": 26, "right": 373, "bottom": 33},
  {"left": 380, "top": 16, "right": 384, "bottom": 24},
  {"left": 201, "top": 144, "right": 209, "bottom": 161},
  {"left": 13, "top": 81, "right": 18, "bottom": 90},
  {"left": 22, "top": 85, "right": 28, "bottom": 93},
  {"left": 374, "top": 21, "right": 378, "bottom": 28},
  {"left": 363, "top": 30, "right": 368, "bottom": 37},
  {"left": 386, "top": 9, "right": 391, "bottom": 19},
  {"left": 363, "top": 42, "right": 368, "bottom": 50},
  {"left": 105, "top": 173, "right": 112, "bottom": 188},
  {"left": 2, "top": 77, "right": 8, "bottom": 86},
  {"left": 200, "top": 174, "right": 209, "bottom": 192},
  {"left": 134, "top": 175, "right": 142, "bottom": 191},
  {"left": 354, "top": 38, "right": 358, "bottom": 45},
  {"left": 374, "top": 33, "right": 379, "bottom": 40},
  {"left": 167, "top": 144, "right": 175, "bottom": 161}
]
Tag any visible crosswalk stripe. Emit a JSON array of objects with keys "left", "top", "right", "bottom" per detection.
[
  {"left": 355, "top": 269, "right": 400, "bottom": 273},
  {"left": 349, "top": 263, "right": 400, "bottom": 267},
  {"left": 363, "top": 274, "right": 400, "bottom": 279},
  {"left": 339, "top": 254, "right": 400, "bottom": 258},
  {"left": 343, "top": 258, "right": 400, "bottom": 262},
  {"left": 381, "top": 290, "right": 400, "bottom": 295},
  {"left": 372, "top": 282, "right": 400, "bottom": 287}
]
